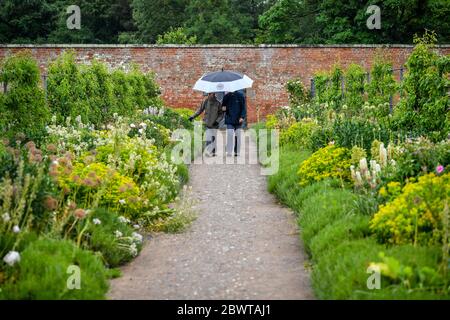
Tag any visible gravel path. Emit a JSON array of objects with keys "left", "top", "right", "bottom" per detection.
[{"left": 109, "top": 132, "right": 313, "bottom": 300}]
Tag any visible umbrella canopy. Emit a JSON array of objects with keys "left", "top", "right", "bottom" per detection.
[{"left": 193, "top": 70, "right": 253, "bottom": 93}]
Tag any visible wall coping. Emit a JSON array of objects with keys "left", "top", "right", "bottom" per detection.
[{"left": 1, "top": 44, "right": 450, "bottom": 49}]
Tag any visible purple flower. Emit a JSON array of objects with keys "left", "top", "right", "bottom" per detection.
[{"left": 436, "top": 165, "right": 444, "bottom": 174}]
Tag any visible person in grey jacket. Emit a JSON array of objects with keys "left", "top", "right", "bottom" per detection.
[{"left": 189, "top": 93, "right": 223, "bottom": 156}]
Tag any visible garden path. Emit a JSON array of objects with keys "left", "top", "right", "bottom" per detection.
[{"left": 109, "top": 132, "right": 313, "bottom": 299}]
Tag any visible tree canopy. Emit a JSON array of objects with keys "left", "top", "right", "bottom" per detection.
[{"left": 0, "top": 0, "right": 449, "bottom": 44}]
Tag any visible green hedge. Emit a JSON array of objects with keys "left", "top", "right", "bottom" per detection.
[{"left": 268, "top": 144, "right": 449, "bottom": 299}]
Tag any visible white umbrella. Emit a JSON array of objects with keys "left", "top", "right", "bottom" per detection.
[{"left": 193, "top": 70, "right": 253, "bottom": 93}]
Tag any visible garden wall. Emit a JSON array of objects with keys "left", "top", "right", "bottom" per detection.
[{"left": 1, "top": 44, "right": 449, "bottom": 122}]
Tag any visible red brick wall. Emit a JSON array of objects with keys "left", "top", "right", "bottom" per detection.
[{"left": 1, "top": 44, "right": 449, "bottom": 122}]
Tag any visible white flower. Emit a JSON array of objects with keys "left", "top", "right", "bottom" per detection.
[
  {"left": 375, "top": 164, "right": 382, "bottom": 173},
  {"left": 3, "top": 251, "right": 20, "bottom": 266},
  {"left": 138, "top": 128, "right": 144, "bottom": 135},
  {"left": 2, "top": 213, "right": 10, "bottom": 223},
  {"left": 359, "top": 158, "right": 368, "bottom": 173},
  {"left": 132, "top": 232, "right": 143, "bottom": 243},
  {"left": 139, "top": 122, "right": 147, "bottom": 129},
  {"left": 129, "top": 243, "right": 138, "bottom": 256},
  {"left": 119, "top": 199, "right": 126, "bottom": 205},
  {"left": 93, "top": 218, "right": 101, "bottom": 225},
  {"left": 355, "top": 172, "right": 363, "bottom": 185},
  {"left": 118, "top": 216, "right": 129, "bottom": 224},
  {"left": 114, "top": 230, "right": 123, "bottom": 238},
  {"left": 12, "top": 225, "right": 20, "bottom": 233},
  {"left": 130, "top": 123, "right": 136, "bottom": 128},
  {"left": 133, "top": 224, "right": 140, "bottom": 229}
]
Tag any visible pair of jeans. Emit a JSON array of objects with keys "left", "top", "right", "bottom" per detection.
[
  {"left": 205, "top": 128, "right": 217, "bottom": 155},
  {"left": 226, "top": 124, "right": 242, "bottom": 155}
]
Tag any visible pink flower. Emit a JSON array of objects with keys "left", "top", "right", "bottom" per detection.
[{"left": 436, "top": 165, "right": 444, "bottom": 174}]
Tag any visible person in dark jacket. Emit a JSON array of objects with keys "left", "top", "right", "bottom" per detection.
[
  {"left": 237, "top": 89, "right": 248, "bottom": 129},
  {"left": 189, "top": 93, "right": 223, "bottom": 156},
  {"left": 222, "top": 90, "right": 246, "bottom": 156}
]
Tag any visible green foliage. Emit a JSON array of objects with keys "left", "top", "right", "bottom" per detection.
[
  {"left": 110, "top": 69, "right": 135, "bottom": 116},
  {"left": 80, "top": 61, "right": 116, "bottom": 125},
  {"left": 330, "top": 118, "right": 392, "bottom": 152},
  {"left": 313, "top": 65, "right": 344, "bottom": 108},
  {"left": 394, "top": 32, "right": 450, "bottom": 137},
  {"left": 131, "top": 0, "right": 189, "bottom": 43},
  {"left": 156, "top": 27, "right": 197, "bottom": 45},
  {"left": 48, "top": 53, "right": 162, "bottom": 127},
  {"left": 300, "top": 187, "right": 357, "bottom": 252},
  {"left": 1, "top": 0, "right": 450, "bottom": 44},
  {"left": 144, "top": 107, "right": 193, "bottom": 131},
  {"left": 257, "top": 0, "right": 318, "bottom": 44},
  {"left": 371, "top": 173, "right": 449, "bottom": 246},
  {"left": 344, "top": 63, "right": 366, "bottom": 111},
  {"left": 0, "top": 52, "right": 50, "bottom": 141},
  {"left": 367, "top": 57, "right": 398, "bottom": 107},
  {"left": 279, "top": 118, "right": 318, "bottom": 149},
  {"left": 389, "top": 138, "right": 450, "bottom": 183},
  {"left": 183, "top": 0, "right": 243, "bottom": 44},
  {"left": 268, "top": 147, "right": 311, "bottom": 210},
  {"left": 84, "top": 208, "right": 142, "bottom": 268},
  {"left": 286, "top": 78, "right": 310, "bottom": 106},
  {"left": 298, "top": 145, "right": 351, "bottom": 186},
  {"left": 0, "top": 238, "right": 109, "bottom": 300}
]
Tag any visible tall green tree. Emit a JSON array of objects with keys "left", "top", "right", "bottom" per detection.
[
  {"left": 183, "top": 0, "right": 239, "bottom": 44},
  {"left": 257, "top": 0, "right": 320, "bottom": 44},
  {"left": 0, "top": 0, "right": 59, "bottom": 43},
  {"left": 131, "top": 0, "right": 189, "bottom": 43},
  {"left": 47, "top": 0, "right": 135, "bottom": 43}
]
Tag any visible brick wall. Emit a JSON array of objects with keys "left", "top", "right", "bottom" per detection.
[{"left": 1, "top": 44, "right": 449, "bottom": 122}]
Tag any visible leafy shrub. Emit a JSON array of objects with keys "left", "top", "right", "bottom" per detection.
[
  {"left": 279, "top": 118, "right": 318, "bottom": 149},
  {"left": 0, "top": 238, "right": 109, "bottom": 300},
  {"left": 344, "top": 63, "right": 366, "bottom": 112},
  {"left": 367, "top": 58, "right": 398, "bottom": 107},
  {"left": 286, "top": 78, "right": 310, "bottom": 106},
  {"left": 265, "top": 114, "right": 278, "bottom": 129},
  {"left": 370, "top": 173, "right": 449, "bottom": 245},
  {"left": 314, "top": 65, "right": 343, "bottom": 109},
  {"left": 55, "top": 159, "right": 144, "bottom": 216},
  {"left": 83, "top": 208, "right": 143, "bottom": 267},
  {"left": 94, "top": 136, "right": 179, "bottom": 212},
  {"left": 129, "top": 121, "right": 171, "bottom": 149},
  {"left": 331, "top": 117, "right": 392, "bottom": 152},
  {"left": 48, "top": 53, "right": 163, "bottom": 128},
  {"left": 0, "top": 52, "right": 50, "bottom": 141},
  {"left": 143, "top": 107, "right": 192, "bottom": 131},
  {"left": 111, "top": 69, "right": 135, "bottom": 117},
  {"left": 156, "top": 27, "right": 197, "bottom": 45},
  {"left": 389, "top": 138, "right": 449, "bottom": 182},
  {"left": 394, "top": 32, "right": 450, "bottom": 137},
  {"left": 47, "top": 51, "right": 87, "bottom": 124},
  {"left": 0, "top": 153, "right": 58, "bottom": 236},
  {"left": 79, "top": 61, "right": 115, "bottom": 126},
  {"left": 297, "top": 145, "right": 351, "bottom": 186},
  {"left": 172, "top": 107, "right": 195, "bottom": 120}
]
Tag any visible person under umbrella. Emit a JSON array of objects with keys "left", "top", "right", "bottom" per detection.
[
  {"left": 193, "top": 70, "right": 253, "bottom": 156},
  {"left": 189, "top": 93, "right": 223, "bottom": 157},
  {"left": 222, "top": 90, "right": 246, "bottom": 157}
]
